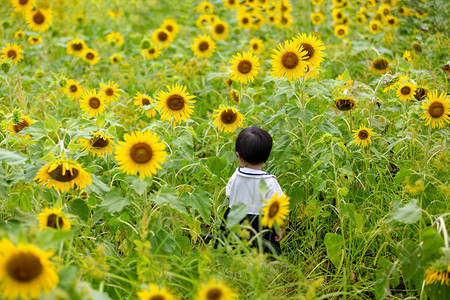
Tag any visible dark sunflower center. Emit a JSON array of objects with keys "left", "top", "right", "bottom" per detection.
[
  {"left": 167, "top": 95, "right": 185, "bottom": 110},
  {"left": 301, "top": 43, "right": 314, "bottom": 60},
  {"left": 130, "top": 143, "right": 153, "bottom": 163},
  {"left": 400, "top": 86, "right": 411, "bottom": 95},
  {"left": 336, "top": 12, "right": 342, "bottom": 19},
  {"left": 206, "top": 288, "right": 222, "bottom": 300},
  {"left": 48, "top": 165, "right": 79, "bottom": 182},
  {"left": 13, "top": 119, "right": 30, "bottom": 133},
  {"left": 252, "top": 43, "right": 258, "bottom": 50},
  {"left": 388, "top": 18, "right": 395, "bottom": 24},
  {"left": 142, "top": 98, "right": 150, "bottom": 105},
  {"left": 158, "top": 31, "right": 168, "bottom": 42},
  {"left": 149, "top": 48, "right": 155, "bottom": 54},
  {"left": 314, "top": 16, "right": 320, "bottom": 21},
  {"left": 282, "top": 52, "right": 299, "bottom": 69},
  {"left": 72, "top": 42, "right": 83, "bottom": 51},
  {"left": 7, "top": 252, "right": 43, "bottom": 282},
  {"left": 215, "top": 24, "right": 225, "bottom": 34},
  {"left": 281, "top": 16, "right": 288, "bottom": 24},
  {"left": 46, "top": 213, "right": 65, "bottom": 229},
  {"left": 373, "top": 59, "right": 388, "bottom": 70},
  {"left": 414, "top": 88, "right": 427, "bottom": 101},
  {"left": 199, "top": 41, "right": 209, "bottom": 51},
  {"left": 113, "top": 57, "right": 119, "bottom": 62},
  {"left": 335, "top": 99, "right": 355, "bottom": 111},
  {"left": 220, "top": 109, "right": 238, "bottom": 124},
  {"left": 89, "top": 97, "right": 101, "bottom": 109},
  {"left": 166, "top": 25, "right": 173, "bottom": 32},
  {"left": 358, "top": 130, "right": 369, "bottom": 140},
  {"left": 105, "top": 88, "right": 114, "bottom": 96},
  {"left": 338, "top": 29, "right": 345, "bottom": 36},
  {"left": 429, "top": 102, "right": 444, "bottom": 118},
  {"left": 70, "top": 85, "right": 78, "bottom": 92},
  {"left": 242, "top": 17, "right": 249, "bottom": 24},
  {"left": 32, "top": 37, "right": 39, "bottom": 42},
  {"left": 20, "top": 0, "right": 29, "bottom": 4},
  {"left": 86, "top": 52, "right": 94, "bottom": 60},
  {"left": 92, "top": 137, "right": 109, "bottom": 148},
  {"left": 383, "top": 9, "right": 389, "bottom": 15},
  {"left": 33, "top": 11, "right": 45, "bottom": 25},
  {"left": 229, "top": 0, "right": 235, "bottom": 4},
  {"left": 268, "top": 202, "right": 280, "bottom": 218},
  {"left": 238, "top": 60, "right": 252, "bottom": 74},
  {"left": 372, "top": 24, "right": 378, "bottom": 30},
  {"left": 7, "top": 50, "right": 17, "bottom": 58}
]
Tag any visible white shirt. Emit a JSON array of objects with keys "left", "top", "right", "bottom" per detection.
[{"left": 226, "top": 167, "right": 283, "bottom": 215}]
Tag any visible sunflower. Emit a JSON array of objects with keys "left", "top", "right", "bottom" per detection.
[
  {"left": 37, "top": 207, "right": 71, "bottom": 231},
  {"left": 108, "top": 10, "right": 122, "bottom": 18},
  {"left": 248, "top": 37, "right": 263, "bottom": 54},
  {"left": 237, "top": 13, "right": 253, "bottom": 29},
  {"left": 34, "top": 159, "right": 92, "bottom": 192},
  {"left": 370, "top": 57, "right": 391, "bottom": 75},
  {"left": 223, "top": 0, "right": 239, "bottom": 9},
  {"left": 229, "top": 51, "right": 261, "bottom": 84},
  {"left": 137, "top": 283, "right": 176, "bottom": 300},
  {"left": 396, "top": 81, "right": 416, "bottom": 101},
  {"left": 385, "top": 15, "right": 399, "bottom": 28},
  {"left": 134, "top": 92, "right": 157, "bottom": 117},
  {"left": 192, "top": 34, "right": 216, "bottom": 59},
  {"left": 356, "top": 13, "right": 367, "bottom": 25},
  {"left": 8, "top": 115, "right": 35, "bottom": 139},
  {"left": 106, "top": 32, "right": 124, "bottom": 47},
  {"left": 262, "top": 192, "right": 290, "bottom": 228},
  {"left": 114, "top": 130, "right": 167, "bottom": 179},
  {"left": 100, "top": 81, "right": 120, "bottom": 103},
  {"left": 352, "top": 125, "right": 376, "bottom": 148},
  {"left": 270, "top": 40, "right": 308, "bottom": 82},
  {"left": 80, "top": 131, "right": 115, "bottom": 157},
  {"left": 420, "top": 90, "right": 450, "bottom": 129},
  {"left": 26, "top": 8, "right": 52, "bottom": 32},
  {"left": 310, "top": 11, "right": 325, "bottom": 25},
  {"left": 369, "top": 19, "right": 382, "bottom": 34},
  {"left": 66, "top": 39, "right": 87, "bottom": 56},
  {"left": 197, "top": 1, "right": 214, "bottom": 13},
  {"left": 311, "top": 0, "right": 324, "bottom": 5},
  {"left": 425, "top": 265, "right": 450, "bottom": 286},
  {"left": 155, "top": 83, "right": 196, "bottom": 124},
  {"left": 28, "top": 36, "right": 42, "bottom": 45},
  {"left": 82, "top": 48, "right": 100, "bottom": 65},
  {"left": 212, "top": 105, "right": 244, "bottom": 132},
  {"left": 403, "top": 50, "right": 412, "bottom": 62},
  {"left": 63, "top": 79, "right": 83, "bottom": 100},
  {"left": 1, "top": 43, "right": 24, "bottom": 65},
  {"left": 141, "top": 45, "right": 162, "bottom": 60},
  {"left": 0, "top": 238, "right": 58, "bottom": 300},
  {"left": 332, "top": 9, "right": 345, "bottom": 22},
  {"left": 14, "top": 30, "right": 24, "bottom": 40},
  {"left": 110, "top": 53, "right": 123, "bottom": 63},
  {"left": 382, "top": 75, "right": 407, "bottom": 92},
  {"left": 251, "top": 13, "right": 265, "bottom": 29},
  {"left": 414, "top": 86, "right": 428, "bottom": 101},
  {"left": 293, "top": 33, "right": 326, "bottom": 68},
  {"left": 161, "top": 18, "right": 179, "bottom": 37},
  {"left": 378, "top": 3, "right": 391, "bottom": 16},
  {"left": 276, "top": 13, "right": 292, "bottom": 28},
  {"left": 151, "top": 28, "right": 173, "bottom": 48},
  {"left": 334, "top": 24, "right": 348, "bottom": 38},
  {"left": 334, "top": 96, "right": 356, "bottom": 112},
  {"left": 211, "top": 20, "right": 229, "bottom": 41},
  {"left": 79, "top": 89, "right": 106, "bottom": 117},
  {"left": 197, "top": 279, "right": 237, "bottom": 300},
  {"left": 196, "top": 15, "right": 212, "bottom": 30},
  {"left": 11, "top": 0, "right": 35, "bottom": 14},
  {"left": 266, "top": 13, "right": 277, "bottom": 25}
]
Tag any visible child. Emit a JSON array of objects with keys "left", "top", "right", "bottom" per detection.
[{"left": 222, "top": 127, "right": 284, "bottom": 255}]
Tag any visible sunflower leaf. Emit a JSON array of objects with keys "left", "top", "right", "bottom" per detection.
[
  {"left": 324, "top": 232, "right": 344, "bottom": 268},
  {"left": 0, "top": 148, "right": 27, "bottom": 165},
  {"left": 385, "top": 199, "right": 421, "bottom": 224}
]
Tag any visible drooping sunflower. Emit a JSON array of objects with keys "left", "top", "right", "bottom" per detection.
[
  {"left": 79, "top": 89, "right": 106, "bottom": 117},
  {"left": 82, "top": 48, "right": 100, "bottom": 65},
  {"left": 63, "top": 79, "right": 83, "bottom": 100},
  {"left": 197, "top": 279, "right": 237, "bottom": 300},
  {"left": 14, "top": 30, "right": 24, "bottom": 40},
  {"left": 137, "top": 283, "right": 176, "bottom": 300},
  {"left": 114, "top": 130, "right": 167, "bottom": 179},
  {"left": 352, "top": 125, "right": 376, "bottom": 148},
  {"left": 151, "top": 28, "right": 173, "bottom": 48},
  {"left": 80, "top": 131, "right": 115, "bottom": 157},
  {"left": 141, "top": 45, "right": 162, "bottom": 60},
  {"left": 369, "top": 19, "right": 382, "bottom": 34},
  {"left": 155, "top": 83, "right": 196, "bottom": 124},
  {"left": 192, "top": 34, "right": 216, "bottom": 59},
  {"left": 293, "top": 33, "right": 326, "bottom": 68},
  {"left": 34, "top": 159, "right": 92, "bottom": 192},
  {"left": 134, "top": 92, "right": 156, "bottom": 117},
  {"left": 237, "top": 13, "right": 253, "bottom": 29},
  {"left": 262, "top": 192, "right": 290, "bottom": 228},
  {"left": 0, "top": 238, "right": 58, "bottom": 300},
  {"left": 414, "top": 86, "right": 428, "bottom": 101},
  {"left": 11, "top": 0, "right": 35, "bottom": 14},
  {"left": 161, "top": 18, "right": 179, "bottom": 38},
  {"left": 66, "top": 39, "right": 87, "bottom": 56},
  {"left": 425, "top": 265, "right": 450, "bottom": 286},
  {"left": 37, "top": 207, "right": 71, "bottom": 231},
  {"left": 1, "top": 43, "right": 24, "bottom": 65},
  {"left": 249, "top": 37, "right": 263, "bottom": 54},
  {"left": 334, "top": 24, "right": 348, "bottom": 38},
  {"left": 26, "top": 8, "right": 52, "bottom": 32},
  {"left": 334, "top": 96, "right": 356, "bottom": 112},
  {"left": 229, "top": 51, "right": 261, "bottom": 84},
  {"left": 396, "top": 81, "right": 416, "bottom": 101},
  {"left": 212, "top": 105, "right": 244, "bottom": 132},
  {"left": 310, "top": 11, "right": 325, "bottom": 25},
  {"left": 106, "top": 32, "right": 124, "bottom": 47},
  {"left": 270, "top": 40, "right": 308, "bottom": 82},
  {"left": 8, "top": 115, "right": 35, "bottom": 139},
  {"left": 420, "top": 90, "right": 450, "bottom": 129},
  {"left": 100, "top": 81, "right": 120, "bottom": 103},
  {"left": 370, "top": 57, "right": 391, "bottom": 75},
  {"left": 211, "top": 20, "right": 229, "bottom": 40},
  {"left": 28, "top": 36, "right": 42, "bottom": 45},
  {"left": 109, "top": 53, "right": 123, "bottom": 63},
  {"left": 403, "top": 50, "right": 412, "bottom": 62}
]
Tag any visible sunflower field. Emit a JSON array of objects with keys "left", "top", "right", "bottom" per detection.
[{"left": 0, "top": 0, "right": 449, "bottom": 299}]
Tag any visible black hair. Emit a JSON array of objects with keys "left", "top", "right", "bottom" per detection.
[{"left": 235, "top": 127, "right": 273, "bottom": 165}]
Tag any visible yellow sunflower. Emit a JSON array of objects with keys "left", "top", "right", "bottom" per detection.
[
  {"left": 266, "top": 13, "right": 277, "bottom": 25},
  {"left": 106, "top": 32, "right": 124, "bottom": 47},
  {"left": 420, "top": 90, "right": 450, "bottom": 129},
  {"left": 293, "top": 33, "right": 326, "bottom": 68},
  {"left": 114, "top": 130, "right": 167, "bottom": 179},
  {"left": 356, "top": 13, "right": 367, "bottom": 25},
  {"left": 261, "top": 192, "right": 290, "bottom": 228},
  {"left": 134, "top": 92, "right": 157, "bottom": 117},
  {"left": 110, "top": 53, "right": 123, "bottom": 63},
  {"left": 191, "top": 34, "right": 216, "bottom": 59},
  {"left": 211, "top": 19, "right": 229, "bottom": 41},
  {"left": 26, "top": 8, "right": 52, "bottom": 32},
  {"left": 223, "top": 0, "right": 239, "bottom": 9},
  {"left": 352, "top": 125, "right": 376, "bottom": 148},
  {"left": 249, "top": 37, "right": 263, "bottom": 54},
  {"left": 63, "top": 79, "right": 83, "bottom": 100},
  {"left": 197, "top": 279, "right": 237, "bottom": 300},
  {"left": 82, "top": 48, "right": 100, "bottom": 65},
  {"left": 237, "top": 13, "right": 254, "bottom": 29},
  {"left": 79, "top": 89, "right": 106, "bottom": 117},
  {"left": 370, "top": 57, "right": 391, "bottom": 75},
  {"left": 80, "top": 131, "right": 115, "bottom": 157},
  {"left": 382, "top": 75, "right": 407, "bottom": 93},
  {"left": 8, "top": 115, "right": 35, "bottom": 139},
  {"left": 212, "top": 105, "right": 244, "bottom": 132},
  {"left": 1, "top": 43, "right": 24, "bottom": 65},
  {"left": 310, "top": 11, "right": 325, "bottom": 25},
  {"left": 141, "top": 45, "right": 162, "bottom": 60},
  {"left": 108, "top": 10, "right": 122, "bottom": 18},
  {"left": 28, "top": 36, "right": 42, "bottom": 45},
  {"left": 100, "top": 81, "right": 120, "bottom": 103},
  {"left": 14, "top": 30, "right": 24, "bottom": 40},
  {"left": 369, "top": 19, "right": 382, "bottom": 34},
  {"left": 425, "top": 265, "right": 450, "bottom": 286},
  {"left": 251, "top": 13, "right": 265, "bottom": 30},
  {"left": 34, "top": 159, "right": 92, "bottom": 192},
  {"left": 37, "top": 207, "right": 71, "bottom": 231},
  {"left": 0, "top": 238, "right": 58, "bottom": 300},
  {"left": 403, "top": 50, "right": 412, "bottom": 62},
  {"left": 137, "top": 283, "right": 176, "bottom": 300},
  {"left": 11, "top": 0, "right": 35, "bottom": 14},
  {"left": 229, "top": 51, "right": 261, "bottom": 84},
  {"left": 155, "top": 83, "right": 196, "bottom": 124},
  {"left": 161, "top": 18, "right": 179, "bottom": 38},
  {"left": 196, "top": 1, "right": 214, "bottom": 13},
  {"left": 385, "top": 15, "right": 399, "bottom": 28},
  {"left": 396, "top": 81, "right": 416, "bottom": 101},
  {"left": 270, "top": 40, "right": 308, "bottom": 82},
  {"left": 196, "top": 14, "right": 212, "bottom": 30},
  {"left": 66, "top": 39, "right": 87, "bottom": 56},
  {"left": 151, "top": 28, "right": 173, "bottom": 48},
  {"left": 276, "top": 13, "right": 292, "bottom": 28},
  {"left": 334, "top": 24, "right": 348, "bottom": 38}
]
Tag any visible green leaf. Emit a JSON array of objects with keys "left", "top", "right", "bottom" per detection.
[
  {"left": 316, "top": 118, "right": 342, "bottom": 137},
  {"left": 98, "top": 189, "right": 130, "bottom": 213},
  {"left": 70, "top": 198, "right": 90, "bottom": 222},
  {"left": 421, "top": 227, "right": 445, "bottom": 265},
  {"left": 44, "top": 112, "right": 60, "bottom": 133},
  {"left": 0, "top": 148, "right": 27, "bottom": 165},
  {"left": 86, "top": 175, "right": 111, "bottom": 195},
  {"left": 153, "top": 186, "right": 187, "bottom": 215},
  {"left": 181, "top": 188, "right": 212, "bottom": 223},
  {"left": 324, "top": 232, "right": 344, "bottom": 268},
  {"left": 149, "top": 227, "right": 177, "bottom": 255},
  {"left": 206, "top": 156, "right": 227, "bottom": 176},
  {"left": 340, "top": 202, "right": 356, "bottom": 223},
  {"left": 0, "top": 164, "right": 9, "bottom": 199},
  {"left": 17, "top": 120, "right": 47, "bottom": 139},
  {"left": 385, "top": 199, "right": 422, "bottom": 224},
  {"left": 226, "top": 202, "right": 248, "bottom": 230},
  {"left": 128, "top": 176, "right": 151, "bottom": 196}
]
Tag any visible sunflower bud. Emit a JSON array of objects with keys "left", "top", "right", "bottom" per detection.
[
  {"left": 230, "top": 89, "right": 239, "bottom": 103},
  {"left": 1, "top": 61, "right": 11, "bottom": 73},
  {"left": 2, "top": 20, "right": 10, "bottom": 29},
  {"left": 140, "top": 39, "right": 151, "bottom": 49}
]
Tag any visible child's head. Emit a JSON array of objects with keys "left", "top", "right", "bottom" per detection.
[{"left": 235, "top": 127, "right": 273, "bottom": 166}]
